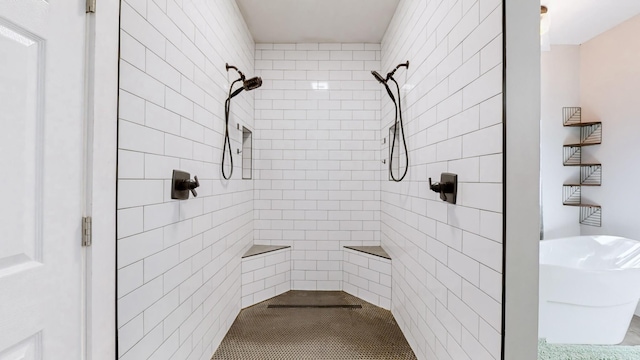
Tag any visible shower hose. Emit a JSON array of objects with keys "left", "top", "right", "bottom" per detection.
[
  {"left": 222, "top": 79, "right": 242, "bottom": 180},
  {"left": 389, "top": 77, "right": 409, "bottom": 182}
]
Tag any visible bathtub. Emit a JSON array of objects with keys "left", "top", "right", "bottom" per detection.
[{"left": 539, "top": 235, "right": 640, "bottom": 344}]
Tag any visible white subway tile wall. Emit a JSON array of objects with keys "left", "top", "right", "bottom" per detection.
[
  {"left": 117, "top": 0, "right": 255, "bottom": 359},
  {"left": 342, "top": 248, "right": 392, "bottom": 310},
  {"left": 241, "top": 248, "right": 292, "bottom": 308},
  {"left": 253, "top": 43, "right": 383, "bottom": 290},
  {"left": 118, "top": 1, "right": 505, "bottom": 358},
  {"left": 380, "top": 1, "right": 503, "bottom": 360}
]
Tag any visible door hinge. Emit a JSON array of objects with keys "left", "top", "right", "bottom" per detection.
[
  {"left": 82, "top": 216, "right": 92, "bottom": 247},
  {"left": 86, "top": 0, "right": 96, "bottom": 13}
]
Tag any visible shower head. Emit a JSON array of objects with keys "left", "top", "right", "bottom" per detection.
[
  {"left": 229, "top": 76, "right": 263, "bottom": 99},
  {"left": 371, "top": 71, "right": 386, "bottom": 84},
  {"left": 226, "top": 62, "right": 262, "bottom": 99},
  {"left": 243, "top": 76, "right": 262, "bottom": 91},
  {"left": 372, "top": 71, "right": 396, "bottom": 102}
]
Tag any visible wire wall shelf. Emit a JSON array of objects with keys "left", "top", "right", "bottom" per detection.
[
  {"left": 563, "top": 107, "right": 582, "bottom": 126},
  {"left": 580, "top": 206, "right": 602, "bottom": 227},
  {"left": 561, "top": 107, "right": 602, "bottom": 227}
]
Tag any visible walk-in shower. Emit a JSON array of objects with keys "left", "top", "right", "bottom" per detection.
[
  {"left": 372, "top": 61, "right": 409, "bottom": 182},
  {"left": 223, "top": 63, "right": 262, "bottom": 180}
]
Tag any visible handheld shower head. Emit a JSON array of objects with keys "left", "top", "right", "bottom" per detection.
[
  {"left": 243, "top": 76, "right": 262, "bottom": 91},
  {"left": 371, "top": 71, "right": 386, "bottom": 84},
  {"left": 372, "top": 71, "right": 396, "bottom": 102},
  {"left": 229, "top": 76, "right": 263, "bottom": 99}
]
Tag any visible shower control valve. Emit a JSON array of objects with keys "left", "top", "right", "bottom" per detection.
[
  {"left": 429, "top": 173, "right": 457, "bottom": 204},
  {"left": 171, "top": 170, "right": 200, "bottom": 200}
]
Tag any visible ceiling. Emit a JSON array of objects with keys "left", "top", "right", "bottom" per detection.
[
  {"left": 235, "top": 0, "right": 400, "bottom": 43},
  {"left": 543, "top": 0, "right": 640, "bottom": 45}
]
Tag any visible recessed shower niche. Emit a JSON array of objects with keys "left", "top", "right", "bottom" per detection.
[{"left": 242, "top": 127, "right": 252, "bottom": 180}]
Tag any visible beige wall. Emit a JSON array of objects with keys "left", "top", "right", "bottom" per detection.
[{"left": 580, "top": 15, "right": 640, "bottom": 238}]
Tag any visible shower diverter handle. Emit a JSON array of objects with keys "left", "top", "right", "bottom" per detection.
[
  {"left": 176, "top": 176, "right": 200, "bottom": 197},
  {"left": 429, "top": 178, "right": 450, "bottom": 201},
  {"left": 429, "top": 173, "right": 457, "bottom": 204}
]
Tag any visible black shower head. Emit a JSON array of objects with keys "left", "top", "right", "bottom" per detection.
[
  {"left": 243, "top": 76, "right": 262, "bottom": 91},
  {"left": 372, "top": 71, "right": 396, "bottom": 102},
  {"left": 229, "top": 76, "right": 263, "bottom": 99},
  {"left": 371, "top": 71, "right": 386, "bottom": 84}
]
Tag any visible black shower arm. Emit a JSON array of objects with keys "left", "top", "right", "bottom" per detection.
[
  {"left": 226, "top": 63, "right": 245, "bottom": 81},
  {"left": 386, "top": 61, "right": 410, "bottom": 81}
]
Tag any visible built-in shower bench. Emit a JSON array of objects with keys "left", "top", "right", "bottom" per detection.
[
  {"left": 241, "top": 245, "right": 291, "bottom": 308},
  {"left": 240, "top": 244, "right": 393, "bottom": 310},
  {"left": 342, "top": 246, "right": 392, "bottom": 310}
]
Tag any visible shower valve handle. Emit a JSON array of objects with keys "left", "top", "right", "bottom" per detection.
[
  {"left": 429, "top": 173, "right": 458, "bottom": 204},
  {"left": 429, "top": 178, "right": 453, "bottom": 202},
  {"left": 178, "top": 176, "right": 200, "bottom": 197}
]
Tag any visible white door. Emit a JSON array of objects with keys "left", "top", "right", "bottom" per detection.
[{"left": 0, "top": 1, "right": 87, "bottom": 359}]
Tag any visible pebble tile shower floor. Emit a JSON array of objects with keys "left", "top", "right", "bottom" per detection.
[{"left": 212, "top": 291, "right": 417, "bottom": 359}]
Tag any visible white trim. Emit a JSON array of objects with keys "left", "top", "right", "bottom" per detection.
[
  {"left": 504, "top": 0, "right": 541, "bottom": 359},
  {"left": 85, "top": 2, "right": 119, "bottom": 359}
]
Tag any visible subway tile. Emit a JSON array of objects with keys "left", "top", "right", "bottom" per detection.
[
  {"left": 120, "top": 30, "right": 146, "bottom": 71},
  {"left": 118, "top": 207, "right": 144, "bottom": 239},
  {"left": 121, "top": 3, "right": 165, "bottom": 57},
  {"left": 119, "top": 324, "right": 163, "bottom": 360},
  {"left": 462, "top": 65, "right": 502, "bottom": 109},
  {"left": 119, "top": 90, "right": 146, "bottom": 125},
  {"left": 118, "top": 228, "right": 164, "bottom": 268},
  {"left": 145, "top": 102, "right": 181, "bottom": 135},
  {"left": 118, "top": 180, "right": 164, "bottom": 209},
  {"left": 121, "top": 61, "right": 166, "bottom": 107},
  {"left": 462, "top": 124, "right": 502, "bottom": 158},
  {"left": 448, "top": 248, "right": 480, "bottom": 286},
  {"left": 118, "top": 261, "right": 144, "bottom": 298},
  {"left": 449, "top": 290, "right": 480, "bottom": 337},
  {"left": 144, "top": 202, "right": 180, "bottom": 231},
  {"left": 462, "top": 280, "right": 501, "bottom": 331},
  {"left": 119, "top": 150, "right": 145, "bottom": 179},
  {"left": 165, "top": 88, "right": 193, "bottom": 119},
  {"left": 463, "top": 4, "right": 502, "bottom": 61},
  {"left": 480, "top": 210, "right": 502, "bottom": 243},
  {"left": 459, "top": 182, "right": 502, "bottom": 213},
  {"left": 118, "top": 277, "right": 163, "bottom": 325},
  {"left": 447, "top": 205, "right": 480, "bottom": 235},
  {"left": 148, "top": 1, "right": 181, "bottom": 47},
  {"left": 462, "top": 232, "right": 502, "bottom": 272},
  {"left": 480, "top": 35, "right": 502, "bottom": 74},
  {"left": 118, "top": 314, "right": 143, "bottom": 356},
  {"left": 479, "top": 264, "right": 502, "bottom": 301},
  {"left": 461, "top": 327, "right": 494, "bottom": 360}
]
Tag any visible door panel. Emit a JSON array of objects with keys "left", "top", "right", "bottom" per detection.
[
  {"left": 0, "top": 17, "right": 43, "bottom": 275},
  {"left": 0, "top": 1, "right": 86, "bottom": 358}
]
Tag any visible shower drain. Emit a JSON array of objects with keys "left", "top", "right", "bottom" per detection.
[{"left": 267, "top": 304, "right": 362, "bottom": 309}]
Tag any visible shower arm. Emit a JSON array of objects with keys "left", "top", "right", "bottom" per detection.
[
  {"left": 226, "top": 63, "right": 246, "bottom": 81},
  {"left": 386, "top": 61, "right": 410, "bottom": 81}
]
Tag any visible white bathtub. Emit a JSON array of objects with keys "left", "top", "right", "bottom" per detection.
[{"left": 539, "top": 235, "right": 640, "bottom": 344}]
